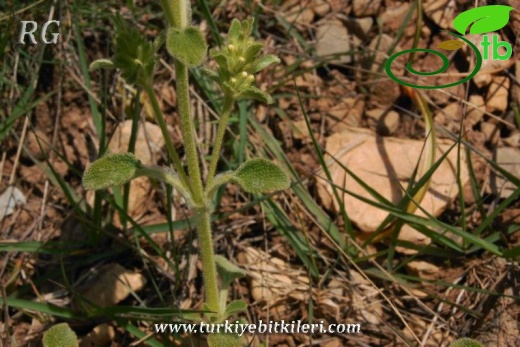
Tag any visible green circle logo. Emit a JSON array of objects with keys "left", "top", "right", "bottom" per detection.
[{"left": 385, "top": 31, "right": 483, "bottom": 89}]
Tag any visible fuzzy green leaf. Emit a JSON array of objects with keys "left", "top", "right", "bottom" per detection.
[
  {"left": 153, "top": 31, "right": 166, "bottom": 51},
  {"left": 89, "top": 59, "right": 114, "bottom": 72},
  {"left": 42, "top": 323, "right": 78, "bottom": 347},
  {"left": 166, "top": 26, "right": 207, "bottom": 67},
  {"left": 224, "top": 300, "right": 247, "bottom": 317},
  {"left": 240, "top": 18, "right": 254, "bottom": 37},
  {"left": 250, "top": 55, "right": 280, "bottom": 74},
  {"left": 244, "top": 42, "right": 264, "bottom": 61},
  {"left": 83, "top": 153, "right": 141, "bottom": 190},
  {"left": 450, "top": 338, "right": 484, "bottom": 347},
  {"left": 112, "top": 16, "right": 157, "bottom": 86},
  {"left": 215, "top": 255, "right": 246, "bottom": 287},
  {"left": 207, "top": 333, "right": 243, "bottom": 347},
  {"left": 240, "top": 86, "right": 273, "bottom": 104},
  {"left": 201, "top": 68, "right": 221, "bottom": 83},
  {"left": 232, "top": 158, "right": 289, "bottom": 193},
  {"left": 453, "top": 5, "right": 513, "bottom": 35},
  {"left": 228, "top": 19, "right": 241, "bottom": 40},
  {"left": 211, "top": 52, "right": 228, "bottom": 70}
]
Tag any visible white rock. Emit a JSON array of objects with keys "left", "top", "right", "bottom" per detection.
[{"left": 0, "top": 186, "right": 26, "bottom": 219}]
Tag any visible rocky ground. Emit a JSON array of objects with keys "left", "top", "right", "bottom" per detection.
[{"left": 1, "top": 0, "right": 519, "bottom": 346}]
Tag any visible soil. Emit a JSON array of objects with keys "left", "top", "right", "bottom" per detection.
[{"left": 1, "top": 0, "right": 519, "bottom": 346}]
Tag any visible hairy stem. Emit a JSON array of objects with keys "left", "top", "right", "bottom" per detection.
[
  {"left": 161, "top": 0, "right": 220, "bottom": 315},
  {"left": 174, "top": 61, "right": 205, "bottom": 203},
  {"left": 160, "top": 0, "right": 175, "bottom": 25},
  {"left": 171, "top": 0, "right": 189, "bottom": 29},
  {"left": 195, "top": 208, "right": 220, "bottom": 313},
  {"left": 206, "top": 95, "right": 234, "bottom": 188},
  {"left": 143, "top": 83, "right": 190, "bottom": 191}
]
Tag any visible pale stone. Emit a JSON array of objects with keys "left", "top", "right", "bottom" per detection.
[
  {"left": 377, "top": 110, "right": 400, "bottom": 136},
  {"left": 23, "top": 130, "right": 51, "bottom": 160},
  {"left": 108, "top": 120, "right": 165, "bottom": 166},
  {"left": 486, "top": 76, "right": 510, "bottom": 113},
  {"left": 77, "top": 263, "right": 146, "bottom": 308},
  {"left": 365, "top": 108, "right": 387, "bottom": 121},
  {"left": 343, "top": 17, "right": 373, "bottom": 39},
  {"left": 491, "top": 147, "right": 520, "bottom": 198},
  {"left": 406, "top": 261, "right": 440, "bottom": 280},
  {"left": 503, "top": 131, "right": 520, "bottom": 147},
  {"left": 352, "top": 0, "right": 382, "bottom": 16},
  {"left": 326, "top": 97, "right": 365, "bottom": 130},
  {"left": 80, "top": 324, "right": 115, "bottom": 347},
  {"left": 380, "top": 2, "right": 413, "bottom": 33},
  {"left": 281, "top": 0, "right": 314, "bottom": 24},
  {"left": 466, "top": 95, "right": 485, "bottom": 126},
  {"left": 423, "top": 0, "right": 452, "bottom": 29},
  {"left": 310, "top": 0, "right": 330, "bottom": 16},
  {"left": 316, "top": 20, "right": 356, "bottom": 64},
  {"left": 316, "top": 128, "right": 470, "bottom": 252},
  {"left": 481, "top": 122, "right": 500, "bottom": 145}
]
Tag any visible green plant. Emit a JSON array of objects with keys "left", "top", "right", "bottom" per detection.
[
  {"left": 83, "top": 0, "right": 287, "bottom": 344},
  {"left": 450, "top": 338, "right": 484, "bottom": 347},
  {"left": 42, "top": 323, "right": 78, "bottom": 347}
]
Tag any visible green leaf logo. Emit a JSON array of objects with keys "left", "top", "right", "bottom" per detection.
[
  {"left": 452, "top": 5, "right": 514, "bottom": 35},
  {"left": 166, "top": 26, "right": 208, "bottom": 67},
  {"left": 437, "top": 39, "right": 465, "bottom": 51},
  {"left": 83, "top": 153, "right": 141, "bottom": 190},
  {"left": 232, "top": 158, "right": 289, "bottom": 193}
]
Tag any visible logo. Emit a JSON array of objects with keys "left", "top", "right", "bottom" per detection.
[
  {"left": 18, "top": 20, "right": 60, "bottom": 45},
  {"left": 385, "top": 5, "right": 515, "bottom": 89}
]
